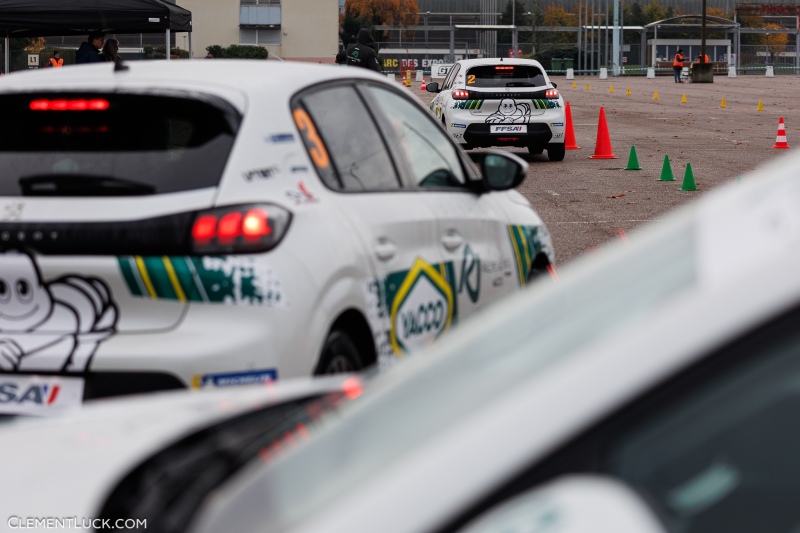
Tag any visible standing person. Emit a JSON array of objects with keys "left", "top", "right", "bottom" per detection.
[
  {"left": 335, "top": 28, "right": 381, "bottom": 73},
  {"left": 101, "top": 38, "right": 124, "bottom": 68},
  {"left": 673, "top": 48, "right": 685, "bottom": 83},
  {"left": 76, "top": 31, "right": 105, "bottom": 64},
  {"left": 47, "top": 51, "right": 64, "bottom": 68}
]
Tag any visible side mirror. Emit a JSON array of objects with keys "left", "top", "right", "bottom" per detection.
[
  {"left": 426, "top": 81, "right": 440, "bottom": 93},
  {"left": 468, "top": 150, "right": 527, "bottom": 191},
  {"left": 458, "top": 475, "right": 668, "bottom": 533},
  {"left": 552, "top": 81, "right": 558, "bottom": 89}
]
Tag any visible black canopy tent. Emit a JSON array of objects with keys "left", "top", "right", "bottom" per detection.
[{"left": 1, "top": 0, "right": 192, "bottom": 71}]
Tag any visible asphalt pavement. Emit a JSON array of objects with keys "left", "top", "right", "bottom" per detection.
[{"left": 411, "top": 72, "right": 800, "bottom": 265}]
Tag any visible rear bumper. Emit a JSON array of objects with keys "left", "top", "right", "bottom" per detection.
[{"left": 464, "top": 123, "right": 553, "bottom": 148}]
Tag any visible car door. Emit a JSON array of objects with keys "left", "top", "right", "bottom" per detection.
[
  {"left": 359, "top": 83, "right": 516, "bottom": 323},
  {"left": 431, "top": 62, "right": 461, "bottom": 125},
  {"left": 291, "top": 83, "right": 447, "bottom": 359}
]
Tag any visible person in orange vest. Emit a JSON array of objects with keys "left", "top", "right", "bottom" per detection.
[
  {"left": 673, "top": 49, "right": 685, "bottom": 83},
  {"left": 48, "top": 51, "right": 64, "bottom": 68}
]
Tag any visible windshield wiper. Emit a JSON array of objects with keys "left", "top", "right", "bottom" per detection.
[{"left": 19, "top": 174, "right": 156, "bottom": 196}]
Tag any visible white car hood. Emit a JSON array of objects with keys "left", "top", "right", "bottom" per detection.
[{"left": 0, "top": 376, "right": 350, "bottom": 521}]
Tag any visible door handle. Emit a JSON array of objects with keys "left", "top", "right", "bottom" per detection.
[
  {"left": 442, "top": 232, "right": 463, "bottom": 251},
  {"left": 374, "top": 239, "right": 397, "bottom": 261}
]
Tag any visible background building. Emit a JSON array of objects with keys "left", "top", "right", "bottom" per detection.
[{"left": 176, "top": 0, "right": 339, "bottom": 61}]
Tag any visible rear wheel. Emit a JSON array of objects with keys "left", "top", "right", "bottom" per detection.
[
  {"left": 547, "top": 143, "right": 566, "bottom": 161},
  {"left": 314, "top": 330, "right": 363, "bottom": 375}
]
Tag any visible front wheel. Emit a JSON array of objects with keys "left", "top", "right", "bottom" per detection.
[
  {"left": 314, "top": 330, "right": 363, "bottom": 375},
  {"left": 547, "top": 143, "right": 566, "bottom": 162}
]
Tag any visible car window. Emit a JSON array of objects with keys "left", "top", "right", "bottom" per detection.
[
  {"left": 465, "top": 65, "right": 546, "bottom": 88},
  {"left": 363, "top": 85, "right": 467, "bottom": 190},
  {"left": 0, "top": 93, "right": 239, "bottom": 195},
  {"left": 296, "top": 85, "right": 401, "bottom": 192},
  {"left": 601, "top": 305, "right": 800, "bottom": 533},
  {"left": 443, "top": 64, "right": 461, "bottom": 90}
]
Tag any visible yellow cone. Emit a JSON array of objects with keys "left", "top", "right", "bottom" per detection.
[
  {"left": 681, "top": 94, "right": 687, "bottom": 104},
  {"left": 609, "top": 84, "right": 615, "bottom": 93},
  {"left": 653, "top": 90, "right": 659, "bottom": 100},
  {"left": 721, "top": 97, "right": 727, "bottom": 108},
  {"left": 757, "top": 99, "right": 764, "bottom": 111},
  {"left": 586, "top": 83, "right": 590, "bottom": 90},
  {"left": 626, "top": 87, "right": 631, "bottom": 96},
  {"left": 572, "top": 81, "right": 577, "bottom": 88}
]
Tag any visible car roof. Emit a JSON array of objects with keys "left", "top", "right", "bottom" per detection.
[
  {"left": 191, "top": 150, "right": 800, "bottom": 533},
  {"left": 454, "top": 57, "right": 547, "bottom": 69},
  {"left": 0, "top": 375, "right": 353, "bottom": 519},
  {"left": 0, "top": 60, "right": 390, "bottom": 107}
]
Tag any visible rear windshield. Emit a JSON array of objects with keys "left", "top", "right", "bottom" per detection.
[
  {"left": 466, "top": 65, "right": 547, "bottom": 88},
  {"left": 0, "top": 93, "right": 240, "bottom": 196}
]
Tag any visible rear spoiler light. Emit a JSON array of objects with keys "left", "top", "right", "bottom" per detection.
[
  {"left": 0, "top": 204, "right": 292, "bottom": 256},
  {"left": 455, "top": 88, "right": 560, "bottom": 100}
]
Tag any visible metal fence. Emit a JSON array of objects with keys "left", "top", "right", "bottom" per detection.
[{"left": 373, "top": 40, "right": 799, "bottom": 76}]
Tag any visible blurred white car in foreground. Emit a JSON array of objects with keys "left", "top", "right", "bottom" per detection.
[
  {"left": 190, "top": 149, "right": 800, "bottom": 533},
  {"left": 0, "top": 374, "right": 359, "bottom": 530},
  {"left": 0, "top": 59, "right": 553, "bottom": 412}
]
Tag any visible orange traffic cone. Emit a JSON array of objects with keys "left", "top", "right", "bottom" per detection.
[
  {"left": 565, "top": 101, "right": 580, "bottom": 150},
  {"left": 589, "top": 106, "right": 617, "bottom": 159},
  {"left": 420, "top": 77, "right": 427, "bottom": 91},
  {"left": 773, "top": 116, "right": 790, "bottom": 149}
]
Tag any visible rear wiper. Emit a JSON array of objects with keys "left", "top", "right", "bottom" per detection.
[
  {"left": 19, "top": 174, "right": 156, "bottom": 196},
  {"left": 506, "top": 82, "right": 537, "bottom": 87}
]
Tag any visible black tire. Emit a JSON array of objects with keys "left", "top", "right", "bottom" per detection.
[
  {"left": 314, "top": 329, "right": 363, "bottom": 375},
  {"left": 547, "top": 143, "right": 566, "bottom": 161}
]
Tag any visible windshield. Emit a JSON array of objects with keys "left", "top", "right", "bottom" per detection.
[
  {"left": 0, "top": 93, "right": 240, "bottom": 196},
  {"left": 466, "top": 65, "right": 547, "bottom": 88},
  {"left": 191, "top": 217, "right": 698, "bottom": 533}
]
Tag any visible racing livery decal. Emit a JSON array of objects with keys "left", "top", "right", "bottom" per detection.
[
  {"left": 507, "top": 225, "right": 549, "bottom": 286},
  {"left": 452, "top": 100, "right": 484, "bottom": 110},
  {"left": 192, "top": 368, "right": 278, "bottom": 388},
  {"left": 0, "top": 250, "right": 118, "bottom": 372},
  {"left": 487, "top": 98, "right": 531, "bottom": 123},
  {"left": 118, "top": 256, "right": 286, "bottom": 306}
]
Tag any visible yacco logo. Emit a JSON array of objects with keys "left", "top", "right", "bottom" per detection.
[
  {"left": 451, "top": 123, "right": 467, "bottom": 128},
  {"left": 0, "top": 383, "right": 60, "bottom": 405},
  {"left": 493, "top": 125, "right": 525, "bottom": 132},
  {"left": 390, "top": 258, "right": 454, "bottom": 354}
]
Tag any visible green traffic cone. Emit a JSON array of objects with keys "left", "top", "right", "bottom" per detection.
[
  {"left": 680, "top": 162, "right": 697, "bottom": 191},
  {"left": 658, "top": 154, "right": 675, "bottom": 181},
  {"left": 625, "top": 145, "right": 642, "bottom": 170}
]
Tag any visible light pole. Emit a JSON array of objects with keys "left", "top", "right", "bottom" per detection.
[
  {"left": 425, "top": 11, "right": 430, "bottom": 66},
  {"left": 512, "top": 0, "right": 517, "bottom": 57}
]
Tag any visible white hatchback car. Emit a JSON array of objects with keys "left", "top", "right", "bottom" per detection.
[
  {"left": 0, "top": 60, "right": 554, "bottom": 409},
  {"left": 426, "top": 58, "right": 566, "bottom": 160}
]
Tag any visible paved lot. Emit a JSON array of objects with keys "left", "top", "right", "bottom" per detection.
[{"left": 412, "top": 73, "right": 800, "bottom": 265}]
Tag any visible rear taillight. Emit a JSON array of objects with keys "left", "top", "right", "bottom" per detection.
[
  {"left": 545, "top": 89, "right": 559, "bottom": 99},
  {"left": 191, "top": 204, "right": 291, "bottom": 254},
  {"left": 452, "top": 89, "right": 470, "bottom": 100}
]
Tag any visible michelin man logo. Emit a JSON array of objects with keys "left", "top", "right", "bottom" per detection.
[
  {"left": 0, "top": 250, "right": 118, "bottom": 372},
  {"left": 486, "top": 98, "right": 532, "bottom": 124}
]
